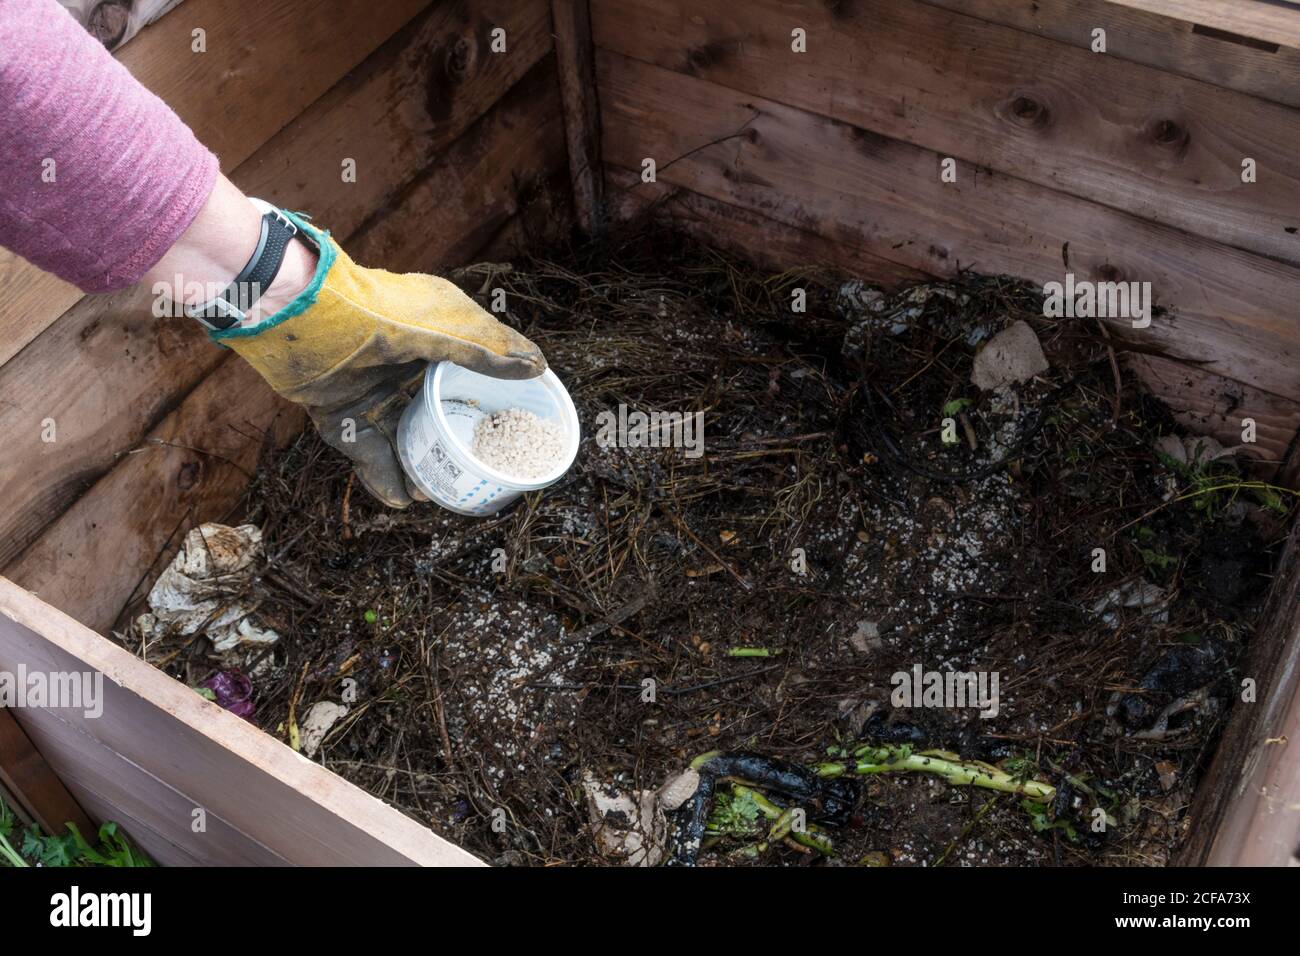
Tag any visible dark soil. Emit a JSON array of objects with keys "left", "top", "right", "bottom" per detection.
[{"left": 128, "top": 227, "right": 1293, "bottom": 866}]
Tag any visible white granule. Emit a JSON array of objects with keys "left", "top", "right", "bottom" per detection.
[{"left": 472, "top": 407, "right": 565, "bottom": 479}]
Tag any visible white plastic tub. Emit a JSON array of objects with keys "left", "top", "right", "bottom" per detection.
[{"left": 396, "top": 361, "right": 580, "bottom": 515}]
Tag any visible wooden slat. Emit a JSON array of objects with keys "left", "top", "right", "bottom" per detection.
[
  {"left": 0, "top": 0, "right": 432, "bottom": 370},
  {"left": 1124, "top": 354, "right": 1300, "bottom": 480},
  {"left": 596, "top": 51, "right": 1300, "bottom": 405},
  {"left": 5, "top": 356, "right": 303, "bottom": 633},
  {"left": 0, "top": 0, "right": 554, "bottom": 571},
  {"left": 0, "top": 706, "right": 95, "bottom": 838},
  {"left": 349, "top": 57, "right": 571, "bottom": 269},
  {"left": 1110, "top": 0, "right": 1300, "bottom": 50},
  {"left": 1179, "top": 517, "right": 1300, "bottom": 865},
  {"left": 0, "top": 577, "right": 480, "bottom": 866},
  {"left": 236, "top": 0, "right": 554, "bottom": 243},
  {"left": 14, "top": 705, "right": 287, "bottom": 866},
  {"left": 591, "top": 0, "right": 1300, "bottom": 264},
  {"left": 0, "top": 294, "right": 215, "bottom": 571},
  {"left": 606, "top": 166, "right": 928, "bottom": 286},
  {"left": 551, "top": 0, "right": 605, "bottom": 234},
  {"left": 922, "top": 0, "right": 1300, "bottom": 107}
]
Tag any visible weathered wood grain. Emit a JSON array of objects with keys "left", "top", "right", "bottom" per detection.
[
  {"left": 350, "top": 57, "right": 570, "bottom": 270},
  {"left": 606, "top": 165, "right": 928, "bottom": 286},
  {"left": 5, "top": 355, "right": 303, "bottom": 632},
  {"left": 236, "top": 0, "right": 553, "bottom": 242},
  {"left": 0, "top": 706, "right": 95, "bottom": 839},
  {"left": 922, "top": 0, "right": 1300, "bottom": 107},
  {"left": 591, "top": 0, "right": 1300, "bottom": 263},
  {"left": 1109, "top": 0, "right": 1300, "bottom": 50},
  {"left": 597, "top": 51, "right": 1300, "bottom": 406},
  {"left": 551, "top": 0, "right": 605, "bottom": 235}
]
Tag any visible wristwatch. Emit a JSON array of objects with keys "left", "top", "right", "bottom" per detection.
[{"left": 185, "top": 198, "right": 314, "bottom": 331}]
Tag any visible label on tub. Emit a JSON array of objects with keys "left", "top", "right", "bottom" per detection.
[
  {"left": 403, "top": 403, "right": 513, "bottom": 513},
  {"left": 414, "top": 440, "right": 463, "bottom": 494}
]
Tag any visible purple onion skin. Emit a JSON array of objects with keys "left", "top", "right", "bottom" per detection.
[{"left": 199, "top": 670, "right": 255, "bottom": 721}]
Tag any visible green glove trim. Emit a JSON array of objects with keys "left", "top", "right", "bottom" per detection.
[{"left": 209, "top": 210, "right": 337, "bottom": 342}]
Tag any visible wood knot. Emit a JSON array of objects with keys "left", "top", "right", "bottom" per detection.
[
  {"left": 445, "top": 33, "right": 477, "bottom": 81},
  {"left": 1150, "top": 118, "right": 1190, "bottom": 155},
  {"left": 177, "top": 460, "right": 202, "bottom": 491},
  {"left": 1094, "top": 263, "right": 1124, "bottom": 284},
  {"left": 1002, "top": 93, "right": 1050, "bottom": 130}
]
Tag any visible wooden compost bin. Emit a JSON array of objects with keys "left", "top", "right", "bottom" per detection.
[{"left": 1, "top": 0, "right": 1298, "bottom": 866}]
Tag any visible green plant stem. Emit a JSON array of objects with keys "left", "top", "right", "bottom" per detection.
[
  {"left": 1175, "top": 481, "right": 1298, "bottom": 503},
  {"left": 816, "top": 747, "right": 1056, "bottom": 801},
  {"left": 732, "top": 784, "right": 834, "bottom": 855},
  {"left": 0, "top": 831, "right": 30, "bottom": 868}
]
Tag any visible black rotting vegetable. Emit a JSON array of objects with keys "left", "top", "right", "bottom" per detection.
[
  {"left": 1114, "top": 639, "right": 1226, "bottom": 730},
  {"left": 692, "top": 751, "right": 859, "bottom": 824},
  {"left": 671, "top": 751, "right": 860, "bottom": 865}
]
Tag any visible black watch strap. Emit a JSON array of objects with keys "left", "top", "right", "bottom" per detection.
[{"left": 186, "top": 200, "right": 309, "bottom": 331}]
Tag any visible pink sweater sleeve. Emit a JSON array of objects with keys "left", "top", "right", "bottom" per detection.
[{"left": 0, "top": 0, "right": 219, "bottom": 293}]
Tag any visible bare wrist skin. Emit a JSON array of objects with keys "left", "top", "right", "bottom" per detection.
[{"left": 143, "top": 173, "right": 318, "bottom": 326}]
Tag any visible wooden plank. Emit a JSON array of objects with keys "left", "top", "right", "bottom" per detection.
[
  {"left": 0, "top": 256, "right": 83, "bottom": 373},
  {"left": 473, "top": 165, "right": 578, "bottom": 262},
  {"left": 551, "top": 0, "right": 605, "bottom": 234},
  {"left": 596, "top": 51, "right": 1300, "bottom": 404},
  {"left": 591, "top": 0, "right": 1300, "bottom": 265},
  {"left": 1125, "top": 354, "right": 1300, "bottom": 480},
  {"left": 0, "top": 576, "right": 481, "bottom": 866},
  {"left": 0, "top": 0, "right": 432, "bottom": 370},
  {"left": 5, "top": 356, "right": 302, "bottom": 633},
  {"left": 606, "top": 166, "right": 928, "bottom": 286},
  {"left": 1179, "top": 517, "right": 1300, "bottom": 865},
  {"left": 1109, "top": 0, "right": 1300, "bottom": 50},
  {"left": 235, "top": 0, "right": 553, "bottom": 242},
  {"left": 0, "top": 706, "right": 95, "bottom": 838},
  {"left": 0, "top": 294, "right": 216, "bottom": 571},
  {"left": 12, "top": 705, "right": 287, "bottom": 866},
  {"left": 349, "top": 57, "right": 571, "bottom": 270},
  {"left": 922, "top": 0, "right": 1300, "bottom": 107},
  {"left": 0, "top": 0, "right": 553, "bottom": 571}
]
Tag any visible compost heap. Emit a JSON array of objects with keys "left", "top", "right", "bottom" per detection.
[{"left": 125, "top": 228, "right": 1292, "bottom": 866}]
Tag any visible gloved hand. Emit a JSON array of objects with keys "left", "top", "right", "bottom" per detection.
[{"left": 214, "top": 212, "right": 545, "bottom": 507}]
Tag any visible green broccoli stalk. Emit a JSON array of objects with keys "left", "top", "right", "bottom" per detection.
[
  {"left": 815, "top": 743, "right": 1056, "bottom": 801},
  {"left": 0, "top": 800, "right": 30, "bottom": 867},
  {"left": 733, "top": 784, "right": 835, "bottom": 855}
]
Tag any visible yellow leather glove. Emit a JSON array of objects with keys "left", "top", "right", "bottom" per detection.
[{"left": 214, "top": 212, "right": 545, "bottom": 507}]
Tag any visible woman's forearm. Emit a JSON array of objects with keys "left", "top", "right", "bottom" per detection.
[
  {"left": 0, "top": 0, "right": 217, "bottom": 293},
  {"left": 142, "top": 173, "right": 318, "bottom": 324}
]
